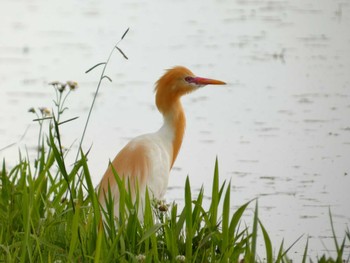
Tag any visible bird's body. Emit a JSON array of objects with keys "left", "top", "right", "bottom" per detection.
[{"left": 98, "top": 66, "right": 225, "bottom": 218}]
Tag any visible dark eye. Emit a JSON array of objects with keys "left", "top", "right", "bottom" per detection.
[{"left": 185, "top": 76, "right": 194, "bottom": 83}]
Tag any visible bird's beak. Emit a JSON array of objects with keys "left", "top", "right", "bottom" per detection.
[{"left": 192, "top": 77, "right": 226, "bottom": 86}]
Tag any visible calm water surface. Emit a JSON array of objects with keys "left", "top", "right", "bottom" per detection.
[{"left": 1, "top": 0, "right": 350, "bottom": 260}]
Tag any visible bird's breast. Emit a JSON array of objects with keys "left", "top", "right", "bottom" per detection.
[
  {"left": 135, "top": 133, "right": 173, "bottom": 198},
  {"left": 105, "top": 132, "right": 173, "bottom": 200}
]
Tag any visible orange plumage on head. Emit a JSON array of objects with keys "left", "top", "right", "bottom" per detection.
[{"left": 155, "top": 66, "right": 196, "bottom": 114}]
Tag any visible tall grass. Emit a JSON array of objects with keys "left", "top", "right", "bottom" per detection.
[
  {"left": 1, "top": 119, "right": 348, "bottom": 262},
  {"left": 1, "top": 29, "right": 349, "bottom": 262},
  {"left": 0, "top": 127, "right": 266, "bottom": 262}
]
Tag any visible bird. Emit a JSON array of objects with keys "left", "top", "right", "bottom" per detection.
[{"left": 97, "top": 66, "right": 226, "bottom": 219}]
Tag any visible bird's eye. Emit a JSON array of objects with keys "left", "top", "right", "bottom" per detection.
[{"left": 184, "top": 76, "right": 194, "bottom": 83}]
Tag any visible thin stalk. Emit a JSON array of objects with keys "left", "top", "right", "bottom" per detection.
[{"left": 74, "top": 28, "right": 129, "bottom": 165}]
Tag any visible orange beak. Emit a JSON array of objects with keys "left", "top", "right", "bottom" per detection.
[{"left": 190, "top": 77, "right": 226, "bottom": 85}]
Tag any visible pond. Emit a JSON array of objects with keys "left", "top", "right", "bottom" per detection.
[{"left": 1, "top": 0, "right": 349, "bottom": 260}]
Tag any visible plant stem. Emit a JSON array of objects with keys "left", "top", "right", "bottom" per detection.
[{"left": 75, "top": 37, "right": 126, "bottom": 164}]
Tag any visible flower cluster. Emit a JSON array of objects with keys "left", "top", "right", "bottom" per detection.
[
  {"left": 153, "top": 199, "right": 169, "bottom": 212},
  {"left": 49, "top": 80, "right": 78, "bottom": 93},
  {"left": 28, "top": 107, "right": 51, "bottom": 117}
]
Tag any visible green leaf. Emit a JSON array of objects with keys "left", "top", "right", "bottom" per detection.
[
  {"left": 139, "top": 224, "right": 163, "bottom": 244},
  {"left": 222, "top": 181, "right": 231, "bottom": 260},
  {"left": 302, "top": 237, "right": 309, "bottom": 263},
  {"left": 81, "top": 149, "right": 101, "bottom": 229},
  {"left": 115, "top": 46, "right": 128, "bottom": 60},
  {"left": 192, "top": 186, "right": 204, "bottom": 228},
  {"left": 121, "top": 27, "right": 130, "bottom": 40},
  {"left": 249, "top": 200, "right": 258, "bottom": 263},
  {"left": 85, "top": 62, "right": 106, "bottom": 74},
  {"left": 209, "top": 157, "right": 219, "bottom": 228},
  {"left": 229, "top": 201, "right": 250, "bottom": 237},
  {"left": 185, "top": 176, "right": 193, "bottom": 260},
  {"left": 94, "top": 220, "right": 104, "bottom": 263},
  {"left": 329, "top": 208, "right": 339, "bottom": 252},
  {"left": 259, "top": 219, "right": 272, "bottom": 263},
  {"left": 275, "top": 239, "right": 284, "bottom": 263},
  {"left": 68, "top": 202, "right": 80, "bottom": 260}
]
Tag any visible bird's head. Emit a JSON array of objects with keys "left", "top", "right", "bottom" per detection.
[{"left": 155, "top": 66, "right": 226, "bottom": 113}]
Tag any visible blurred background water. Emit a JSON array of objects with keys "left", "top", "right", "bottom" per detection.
[{"left": 1, "top": 0, "right": 350, "bottom": 260}]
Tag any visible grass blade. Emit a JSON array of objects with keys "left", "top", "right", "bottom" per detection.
[
  {"left": 222, "top": 181, "right": 231, "bottom": 261},
  {"left": 302, "top": 237, "right": 309, "bottom": 263},
  {"left": 58, "top": 116, "right": 79, "bottom": 126},
  {"left": 85, "top": 62, "right": 106, "bottom": 74},
  {"left": 249, "top": 200, "right": 258, "bottom": 263},
  {"left": 185, "top": 176, "right": 193, "bottom": 260},
  {"left": 210, "top": 157, "right": 219, "bottom": 228},
  {"left": 139, "top": 224, "right": 163, "bottom": 244},
  {"left": 102, "top": 75, "right": 113, "bottom": 82},
  {"left": 259, "top": 219, "right": 273, "bottom": 263},
  {"left": 115, "top": 46, "right": 128, "bottom": 60},
  {"left": 81, "top": 149, "right": 100, "bottom": 228},
  {"left": 276, "top": 239, "right": 284, "bottom": 263},
  {"left": 121, "top": 27, "right": 130, "bottom": 40},
  {"left": 229, "top": 201, "right": 250, "bottom": 236},
  {"left": 329, "top": 208, "right": 340, "bottom": 252},
  {"left": 285, "top": 235, "right": 303, "bottom": 255},
  {"left": 68, "top": 202, "right": 80, "bottom": 260}
]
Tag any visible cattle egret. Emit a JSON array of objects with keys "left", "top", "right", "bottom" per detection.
[{"left": 98, "top": 66, "right": 226, "bottom": 218}]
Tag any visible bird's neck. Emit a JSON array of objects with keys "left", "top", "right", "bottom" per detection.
[{"left": 160, "top": 100, "right": 186, "bottom": 168}]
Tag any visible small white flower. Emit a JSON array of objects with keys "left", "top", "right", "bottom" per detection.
[
  {"left": 136, "top": 254, "right": 146, "bottom": 262},
  {"left": 66, "top": 81, "right": 78, "bottom": 90},
  {"left": 39, "top": 107, "right": 51, "bottom": 117},
  {"left": 175, "top": 255, "right": 186, "bottom": 262}
]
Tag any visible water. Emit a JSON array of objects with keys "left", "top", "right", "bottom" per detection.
[{"left": 1, "top": 0, "right": 350, "bottom": 260}]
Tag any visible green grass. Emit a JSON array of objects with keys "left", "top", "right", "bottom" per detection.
[
  {"left": 1, "top": 90, "right": 349, "bottom": 262},
  {"left": 1, "top": 30, "right": 349, "bottom": 262},
  {"left": 0, "top": 128, "right": 252, "bottom": 262}
]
